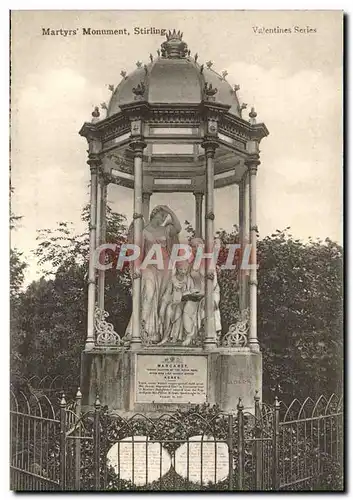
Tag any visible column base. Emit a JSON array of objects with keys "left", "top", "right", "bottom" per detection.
[
  {"left": 129, "top": 339, "right": 142, "bottom": 350},
  {"left": 248, "top": 341, "right": 260, "bottom": 353},
  {"left": 203, "top": 339, "right": 217, "bottom": 350},
  {"left": 84, "top": 341, "right": 95, "bottom": 351}
]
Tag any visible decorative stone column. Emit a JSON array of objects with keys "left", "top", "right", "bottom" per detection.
[
  {"left": 194, "top": 192, "right": 203, "bottom": 238},
  {"left": 238, "top": 176, "right": 245, "bottom": 312},
  {"left": 142, "top": 191, "right": 151, "bottom": 223},
  {"left": 246, "top": 144, "right": 260, "bottom": 351},
  {"left": 130, "top": 139, "right": 147, "bottom": 349},
  {"left": 95, "top": 171, "right": 102, "bottom": 249},
  {"left": 97, "top": 177, "right": 107, "bottom": 310},
  {"left": 238, "top": 172, "right": 250, "bottom": 312},
  {"left": 202, "top": 139, "right": 218, "bottom": 350},
  {"left": 86, "top": 153, "right": 101, "bottom": 349}
]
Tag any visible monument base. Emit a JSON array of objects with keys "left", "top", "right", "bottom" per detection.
[{"left": 81, "top": 346, "right": 262, "bottom": 414}]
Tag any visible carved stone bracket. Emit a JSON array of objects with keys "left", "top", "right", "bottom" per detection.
[
  {"left": 94, "top": 306, "right": 122, "bottom": 346},
  {"left": 222, "top": 308, "right": 249, "bottom": 347}
]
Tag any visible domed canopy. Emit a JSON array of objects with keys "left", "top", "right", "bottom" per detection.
[
  {"left": 79, "top": 29, "right": 269, "bottom": 196},
  {"left": 108, "top": 30, "right": 241, "bottom": 117}
]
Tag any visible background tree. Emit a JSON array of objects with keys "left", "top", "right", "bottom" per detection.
[
  {"left": 11, "top": 205, "right": 132, "bottom": 386},
  {"left": 10, "top": 187, "right": 28, "bottom": 383},
  {"left": 257, "top": 229, "right": 343, "bottom": 402}
]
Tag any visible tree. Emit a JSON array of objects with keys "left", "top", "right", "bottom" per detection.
[
  {"left": 10, "top": 187, "right": 29, "bottom": 383},
  {"left": 257, "top": 230, "right": 343, "bottom": 402},
  {"left": 11, "top": 205, "right": 132, "bottom": 385}
]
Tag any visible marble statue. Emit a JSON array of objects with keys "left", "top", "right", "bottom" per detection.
[
  {"left": 158, "top": 262, "right": 194, "bottom": 345},
  {"left": 125, "top": 205, "right": 182, "bottom": 344},
  {"left": 182, "top": 238, "right": 222, "bottom": 346},
  {"left": 125, "top": 208, "right": 222, "bottom": 346}
]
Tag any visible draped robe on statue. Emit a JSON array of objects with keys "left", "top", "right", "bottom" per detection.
[
  {"left": 124, "top": 220, "right": 180, "bottom": 344},
  {"left": 182, "top": 262, "right": 222, "bottom": 345}
]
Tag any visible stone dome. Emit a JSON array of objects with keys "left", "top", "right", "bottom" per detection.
[{"left": 107, "top": 30, "right": 241, "bottom": 118}]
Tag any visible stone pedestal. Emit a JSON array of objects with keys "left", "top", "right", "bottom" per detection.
[{"left": 81, "top": 347, "right": 262, "bottom": 414}]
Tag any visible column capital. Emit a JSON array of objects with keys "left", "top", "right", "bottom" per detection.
[
  {"left": 245, "top": 154, "right": 260, "bottom": 174},
  {"left": 193, "top": 191, "right": 204, "bottom": 199},
  {"left": 246, "top": 160, "right": 260, "bottom": 175},
  {"left": 87, "top": 153, "right": 102, "bottom": 173},
  {"left": 130, "top": 138, "right": 147, "bottom": 157},
  {"left": 201, "top": 139, "right": 219, "bottom": 158}
]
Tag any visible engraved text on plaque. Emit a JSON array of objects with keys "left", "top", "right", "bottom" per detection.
[{"left": 136, "top": 355, "right": 207, "bottom": 404}]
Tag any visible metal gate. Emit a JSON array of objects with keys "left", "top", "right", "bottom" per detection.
[{"left": 10, "top": 387, "right": 343, "bottom": 491}]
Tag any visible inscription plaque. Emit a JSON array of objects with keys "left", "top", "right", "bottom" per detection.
[
  {"left": 107, "top": 436, "right": 172, "bottom": 486},
  {"left": 136, "top": 355, "right": 207, "bottom": 404},
  {"left": 174, "top": 435, "right": 229, "bottom": 484}
]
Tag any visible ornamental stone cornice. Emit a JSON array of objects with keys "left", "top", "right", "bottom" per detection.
[
  {"left": 79, "top": 103, "right": 269, "bottom": 158},
  {"left": 119, "top": 100, "right": 150, "bottom": 121}
]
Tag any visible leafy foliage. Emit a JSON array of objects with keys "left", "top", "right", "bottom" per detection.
[
  {"left": 10, "top": 206, "right": 132, "bottom": 386},
  {"left": 10, "top": 191, "right": 29, "bottom": 383},
  {"left": 257, "top": 230, "right": 343, "bottom": 402}
]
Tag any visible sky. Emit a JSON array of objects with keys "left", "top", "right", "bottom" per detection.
[{"left": 10, "top": 10, "right": 343, "bottom": 284}]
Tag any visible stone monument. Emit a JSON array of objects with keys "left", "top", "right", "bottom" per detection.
[{"left": 80, "top": 30, "right": 269, "bottom": 413}]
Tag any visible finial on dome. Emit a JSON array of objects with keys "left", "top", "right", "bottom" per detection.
[
  {"left": 204, "top": 82, "right": 218, "bottom": 101},
  {"left": 91, "top": 106, "right": 100, "bottom": 123},
  {"left": 240, "top": 102, "right": 248, "bottom": 118},
  {"left": 161, "top": 29, "right": 188, "bottom": 58},
  {"left": 136, "top": 61, "right": 142, "bottom": 68},
  {"left": 132, "top": 82, "right": 146, "bottom": 101},
  {"left": 120, "top": 70, "right": 127, "bottom": 80},
  {"left": 221, "top": 70, "right": 228, "bottom": 80},
  {"left": 249, "top": 106, "right": 257, "bottom": 125},
  {"left": 233, "top": 84, "right": 240, "bottom": 93},
  {"left": 108, "top": 84, "right": 115, "bottom": 92}
]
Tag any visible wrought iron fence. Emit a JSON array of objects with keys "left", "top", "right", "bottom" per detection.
[
  {"left": 277, "top": 394, "right": 344, "bottom": 490},
  {"left": 10, "top": 387, "right": 61, "bottom": 490},
  {"left": 12, "top": 375, "right": 78, "bottom": 399},
  {"left": 10, "top": 385, "right": 344, "bottom": 492}
]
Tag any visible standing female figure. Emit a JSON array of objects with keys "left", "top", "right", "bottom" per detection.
[{"left": 125, "top": 205, "right": 181, "bottom": 344}]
